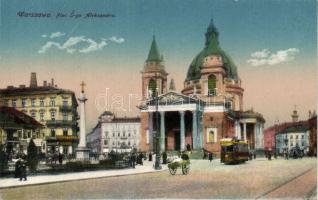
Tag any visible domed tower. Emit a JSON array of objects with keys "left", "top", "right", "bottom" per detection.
[
  {"left": 182, "top": 19, "right": 244, "bottom": 111},
  {"left": 141, "top": 36, "right": 168, "bottom": 100}
]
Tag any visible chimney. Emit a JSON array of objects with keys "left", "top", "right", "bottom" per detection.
[
  {"left": 30, "top": 72, "right": 38, "bottom": 88},
  {"left": 43, "top": 81, "right": 47, "bottom": 87},
  {"left": 51, "top": 78, "right": 54, "bottom": 87}
]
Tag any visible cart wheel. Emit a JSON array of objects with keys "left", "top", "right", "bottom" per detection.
[
  {"left": 169, "top": 167, "right": 177, "bottom": 175},
  {"left": 182, "top": 164, "right": 190, "bottom": 175}
]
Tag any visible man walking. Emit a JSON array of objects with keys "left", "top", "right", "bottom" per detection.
[{"left": 208, "top": 152, "right": 213, "bottom": 162}]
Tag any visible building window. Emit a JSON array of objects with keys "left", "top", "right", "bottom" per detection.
[
  {"left": 128, "top": 131, "right": 131, "bottom": 137},
  {"left": 118, "top": 141, "right": 120, "bottom": 145},
  {"left": 21, "top": 99, "right": 26, "bottom": 108},
  {"left": 208, "top": 74, "right": 217, "bottom": 96},
  {"left": 148, "top": 79, "right": 156, "bottom": 97},
  {"left": 118, "top": 132, "right": 120, "bottom": 137},
  {"left": 290, "top": 142, "right": 293, "bottom": 147},
  {"left": 62, "top": 112, "right": 68, "bottom": 121},
  {"left": 113, "top": 132, "right": 115, "bottom": 137},
  {"left": 104, "top": 140, "right": 108, "bottom": 145},
  {"left": 128, "top": 141, "right": 131, "bottom": 146},
  {"left": 290, "top": 135, "right": 293, "bottom": 139},
  {"left": 63, "top": 100, "right": 68, "bottom": 106},
  {"left": 50, "top": 99, "right": 55, "bottom": 107},
  {"left": 12, "top": 100, "right": 16, "bottom": 108},
  {"left": 123, "top": 131, "right": 126, "bottom": 137},
  {"left": 63, "top": 128, "right": 68, "bottom": 136},
  {"left": 40, "top": 98, "right": 45, "bottom": 107},
  {"left": 207, "top": 128, "right": 217, "bottom": 143},
  {"left": 296, "top": 135, "right": 298, "bottom": 139},
  {"left": 51, "top": 129, "right": 55, "bottom": 137},
  {"left": 302, "top": 141, "right": 305, "bottom": 146},
  {"left": 31, "top": 99, "right": 36, "bottom": 107},
  {"left": 51, "top": 111, "right": 56, "bottom": 120},
  {"left": 31, "top": 112, "right": 36, "bottom": 119},
  {"left": 301, "top": 135, "right": 304, "bottom": 139},
  {"left": 113, "top": 141, "right": 115, "bottom": 146},
  {"left": 4, "top": 99, "right": 8, "bottom": 106},
  {"left": 105, "top": 131, "right": 109, "bottom": 138},
  {"left": 40, "top": 112, "right": 44, "bottom": 121}
]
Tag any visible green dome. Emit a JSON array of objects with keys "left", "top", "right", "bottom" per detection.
[{"left": 186, "top": 20, "right": 238, "bottom": 81}]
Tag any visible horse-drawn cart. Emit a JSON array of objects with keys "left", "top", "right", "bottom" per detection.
[{"left": 167, "top": 153, "right": 190, "bottom": 175}]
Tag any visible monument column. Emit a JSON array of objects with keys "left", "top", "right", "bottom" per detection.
[
  {"left": 160, "top": 111, "right": 165, "bottom": 152},
  {"left": 76, "top": 81, "right": 90, "bottom": 161},
  {"left": 180, "top": 111, "right": 185, "bottom": 151}
]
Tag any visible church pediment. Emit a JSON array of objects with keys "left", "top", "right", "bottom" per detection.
[{"left": 147, "top": 91, "right": 198, "bottom": 106}]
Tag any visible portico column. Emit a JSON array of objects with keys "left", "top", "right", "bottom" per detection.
[
  {"left": 192, "top": 111, "right": 198, "bottom": 150},
  {"left": 160, "top": 111, "right": 165, "bottom": 152},
  {"left": 235, "top": 120, "right": 239, "bottom": 138},
  {"left": 180, "top": 111, "right": 185, "bottom": 151},
  {"left": 243, "top": 123, "right": 247, "bottom": 142},
  {"left": 148, "top": 112, "right": 153, "bottom": 151},
  {"left": 260, "top": 123, "right": 264, "bottom": 149},
  {"left": 254, "top": 123, "right": 258, "bottom": 149}
]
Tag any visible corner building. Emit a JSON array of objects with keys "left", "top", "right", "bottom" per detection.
[{"left": 139, "top": 20, "right": 265, "bottom": 156}]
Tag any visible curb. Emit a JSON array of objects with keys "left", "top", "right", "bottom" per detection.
[{"left": 0, "top": 168, "right": 168, "bottom": 190}]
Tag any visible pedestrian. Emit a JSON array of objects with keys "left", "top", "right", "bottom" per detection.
[
  {"left": 254, "top": 152, "right": 256, "bottom": 159},
  {"left": 19, "top": 159, "right": 27, "bottom": 181},
  {"left": 148, "top": 152, "right": 152, "bottom": 162},
  {"left": 268, "top": 152, "right": 272, "bottom": 160},
  {"left": 162, "top": 152, "right": 167, "bottom": 164},
  {"left": 14, "top": 158, "right": 21, "bottom": 178},
  {"left": 208, "top": 152, "right": 213, "bottom": 162},
  {"left": 139, "top": 152, "right": 143, "bottom": 165},
  {"left": 186, "top": 144, "right": 191, "bottom": 153},
  {"left": 130, "top": 153, "right": 136, "bottom": 168},
  {"left": 58, "top": 153, "right": 63, "bottom": 165}
]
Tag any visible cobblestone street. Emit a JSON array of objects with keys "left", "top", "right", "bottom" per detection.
[{"left": 0, "top": 157, "right": 316, "bottom": 199}]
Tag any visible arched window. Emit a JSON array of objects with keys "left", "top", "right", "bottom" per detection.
[
  {"left": 208, "top": 74, "right": 217, "bottom": 96},
  {"left": 148, "top": 79, "right": 156, "bottom": 97}
]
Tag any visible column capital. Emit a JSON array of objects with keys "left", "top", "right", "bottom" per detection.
[
  {"left": 179, "top": 111, "right": 185, "bottom": 115},
  {"left": 160, "top": 111, "right": 165, "bottom": 116}
]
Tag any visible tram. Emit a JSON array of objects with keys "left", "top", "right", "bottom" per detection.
[{"left": 220, "top": 138, "right": 249, "bottom": 164}]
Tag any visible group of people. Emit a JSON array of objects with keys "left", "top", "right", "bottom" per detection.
[
  {"left": 14, "top": 157, "right": 27, "bottom": 181},
  {"left": 129, "top": 152, "right": 144, "bottom": 168}
]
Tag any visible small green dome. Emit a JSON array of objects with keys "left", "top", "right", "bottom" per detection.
[{"left": 186, "top": 19, "right": 238, "bottom": 81}]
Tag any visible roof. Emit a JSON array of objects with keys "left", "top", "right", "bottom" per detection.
[
  {"left": 0, "top": 86, "right": 78, "bottom": 106},
  {"left": 146, "top": 36, "right": 162, "bottom": 62},
  {"left": 112, "top": 117, "right": 140, "bottom": 123},
  {"left": 278, "top": 124, "right": 310, "bottom": 134},
  {"left": 0, "top": 106, "right": 43, "bottom": 129},
  {"left": 186, "top": 19, "right": 238, "bottom": 81}
]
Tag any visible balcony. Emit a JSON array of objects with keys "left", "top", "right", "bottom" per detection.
[
  {"left": 59, "top": 105, "right": 74, "bottom": 112},
  {"left": 46, "top": 120, "right": 77, "bottom": 127},
  {"left": 56, "top": 135, "right": 79, "bottom": 142}
]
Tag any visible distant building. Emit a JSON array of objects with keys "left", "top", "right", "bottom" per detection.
[
  {"left": 275, "top": 124, "right": 310, "bottom": 154},
  {"left": 264, "top": 108, "right": 316, "bottom": 155},
  {"left": 0, "top": 106, "right": 43, "bottom": 156},
  {"left": 87, "top": 111, "right": 140, "bottom": 154},
  {"left": 0, "top": 72, "right": 79, "bottom": 155},
  {"left": 308, "top": 114, "right": 317, "bottom": 156}
]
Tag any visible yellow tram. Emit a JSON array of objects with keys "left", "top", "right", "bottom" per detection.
[{"left": 220, "top": 138, "right": 249, "bottom": 164}]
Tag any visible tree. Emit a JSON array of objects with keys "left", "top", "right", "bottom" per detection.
[
  {"left": 27, "top": 139, "right": 38, "bottom": 173},
  {"left": 0, "top": 144, "right": 8, "bottom": 174}
]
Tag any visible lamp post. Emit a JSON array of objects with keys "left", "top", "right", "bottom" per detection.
[{"left": 150, "top": 88, "right": 161, "bottom": 170}]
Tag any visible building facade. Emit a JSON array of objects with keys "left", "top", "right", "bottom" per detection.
[
  {"left": 0, "top": 106, "right": 43, "bottom": 156},
  {"left": 87, "top": 111, "right": 140, "bottom": 154},
  {"left": 0, "top": 73, "right": 79, "bottom": 155},
  {"left": 139, "top": 19, "right": 265, "bottom": 155},
  {"left": 275, "top": 125, "right": 310, "bottom": 154}
]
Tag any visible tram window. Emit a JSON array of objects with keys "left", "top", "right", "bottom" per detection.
[{"left": 222, "top": 145, "right": 234, "bottom": 152}]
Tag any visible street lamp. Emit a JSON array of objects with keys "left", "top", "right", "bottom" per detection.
[{"left": 150, "top": 88, "right": 161, "bottom": 170}]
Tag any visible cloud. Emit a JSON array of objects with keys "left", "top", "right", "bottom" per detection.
[
  {"left": 50, "top": 32, "right": 65, "bottom": 39},
  {"left": 247, "top": 48, "right": 299, "bottom": 66},
  {"left": 108, "top": 36, "right": 125, "bottom": 44},
  {"left": 38, "top": 35, "right": 124, "bottom": 54}
]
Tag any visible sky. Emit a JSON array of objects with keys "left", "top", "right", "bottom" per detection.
[{"left": 0, "top": 0, "right": 316, "bottom": 131}]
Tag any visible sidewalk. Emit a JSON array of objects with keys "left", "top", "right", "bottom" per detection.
[{"left": 0, "top": 161, "right": 167, "bottom": 189}]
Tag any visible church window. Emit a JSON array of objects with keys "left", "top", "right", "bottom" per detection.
[
  {"left": 208, "top": 74, "right": 217, "bottom": 96},
  {"left": 148, "top": 79, "right": 157, "bottom": 97},
  {"left": 207, "top": 128, "right": 217, "bottom": 143}
]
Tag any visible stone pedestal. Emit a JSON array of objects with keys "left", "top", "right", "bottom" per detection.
[{"left": 75, "top": 147, "right": 90, "bottom": 161}]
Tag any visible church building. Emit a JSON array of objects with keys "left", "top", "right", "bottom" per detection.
[{"left": 139, "top": 19, "right": 265, "bottom": 156}]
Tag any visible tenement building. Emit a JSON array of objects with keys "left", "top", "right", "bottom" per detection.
[
  {"left": 0, "top": 73, "right": 79, "bottom": 155},
  {"left": 139, "top": 19, "right": 265, "bottom": 155},
  {"left": 87, "top": 111, "right": 140, "bottom": 154}
]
